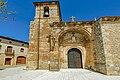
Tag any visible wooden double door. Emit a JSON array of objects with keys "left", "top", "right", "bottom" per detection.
[
  {"left": 17, "top": 56, "right": 26, "bottom": 64},
  {"left": 68, "top": 48, "right": 83, "bottom": 68}
]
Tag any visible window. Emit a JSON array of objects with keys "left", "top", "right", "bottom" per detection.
[
  {"left": 20, "top": 48, "right": 24, "bottom": 52},
  {"left": 22, "top": 44, "right": 24, "bottom": 46},
  {"left": 7, "top": 46, "right": 13, "bottom": 52},
  {"left": 9, "top": 41, "right": 12, "bottom": 44},
  {"left": 5, "top": 58, "right": 12, "bottom": 65},
  {"left": 44, "top": 6, "right": 49, "bottom": 17},
  {"left": 0, "top": 45, "right": 2, "bottom": 50}
]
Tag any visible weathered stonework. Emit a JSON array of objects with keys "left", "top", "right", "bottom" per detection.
[
  {"left": 94, "top": 17, "right": 120, "bottom": 75},
  {"left": 27, "top": 1, "right": 120, "bottom": 75}
]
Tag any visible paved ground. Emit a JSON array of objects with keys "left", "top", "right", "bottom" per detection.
[
  {"left": 0, "top": 64, "right": 25, "bottom": 69},
  {"left": 0, "top": 66, "right": 120, "bottom": 80}
]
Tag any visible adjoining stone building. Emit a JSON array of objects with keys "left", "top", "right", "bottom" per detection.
[
  {"left": 0, "top": 36, "right": 28, "bottom": 66},
  {"left": 27, "top": 1, "right": 120, "bottom": 75}
]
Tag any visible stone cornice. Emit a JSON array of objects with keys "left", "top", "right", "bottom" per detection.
[
  {"left": 50, "top": 21, "right": 95, "bottom": 27},
  {"left": 99, "top": 16, "right": 120, "bottom": 23}
]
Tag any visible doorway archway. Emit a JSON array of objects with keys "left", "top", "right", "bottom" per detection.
[{"left": 68, "top": 48, "right": 83, "bottom": 68}]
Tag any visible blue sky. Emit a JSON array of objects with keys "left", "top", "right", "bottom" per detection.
[{"left": 0, "top": 0, "right": 120, "bottom": 42}]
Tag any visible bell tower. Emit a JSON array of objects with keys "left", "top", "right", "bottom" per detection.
[
  {"left": 34, "top": 1, "right": 62, "bottom": 22},
  {"left": 27, "top": 1, "right": 62, "bottom": 70}
]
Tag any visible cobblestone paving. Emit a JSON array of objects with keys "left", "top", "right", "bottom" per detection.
[{"left": 0, "top": 66, "right": 120, "bottom": 80}]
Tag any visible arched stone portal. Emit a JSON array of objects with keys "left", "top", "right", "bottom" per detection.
[
  {"left": 58, "top": 28, "right": 94, "bottom": 69},
  {"left": 68, "top": 48, "right": 83, "bottom": 68}
]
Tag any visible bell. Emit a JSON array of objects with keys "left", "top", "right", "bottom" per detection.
[{"left": 45, "top": 11, "right": 49, "bottom": 15}]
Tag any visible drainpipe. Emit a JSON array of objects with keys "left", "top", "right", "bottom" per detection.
[{"left": 37, "top": 4, "right": 41, "bottom": 69}]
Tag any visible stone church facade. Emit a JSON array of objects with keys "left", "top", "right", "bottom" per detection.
[{"left": 27, "top": 1, "right": 120, "bottom": 75}]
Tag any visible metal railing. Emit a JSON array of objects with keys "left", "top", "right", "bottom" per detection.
[{"left": 5, "top": 49, "right": 15, "bottom": 56}]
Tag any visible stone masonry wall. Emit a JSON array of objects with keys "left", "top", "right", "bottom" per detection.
[
  {"left": 94, "top": 22, "right": 107, "bottom": 74},
  {"left": 94, "top": 17, "right": 120, "bottom": 75},
  {"left": 27, "top": 2, "right": 61, "bottom": 70},
  {"left": 100, "top": 22, "right": 120, "bottom": 75},
  {"left": 0, "top": 54, "right": 5, "bottom": 66}
]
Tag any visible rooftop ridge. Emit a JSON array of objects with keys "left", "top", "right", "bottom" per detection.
[{"left": 0, "top": 36, "right": 28, "bottom": 44}]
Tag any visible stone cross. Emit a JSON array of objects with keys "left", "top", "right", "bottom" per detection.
[{"left": 70, "top": 16, "right": 75, "bottom": 22}]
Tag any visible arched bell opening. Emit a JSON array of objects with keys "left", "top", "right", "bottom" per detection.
[{"left": 44, "top": 6, "right": 49, "bottom": 17}]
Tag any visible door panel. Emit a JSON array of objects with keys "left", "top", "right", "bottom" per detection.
[
  {"left": 17, "top": 56, "right": 26, "bottom": 64},
  {"left": 68, "top": 48, "right": 83, "bottom": 68}
]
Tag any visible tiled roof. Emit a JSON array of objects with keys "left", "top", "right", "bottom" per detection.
[{"left": 0, "top": 36, "right": 29, "bottom": 44}]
